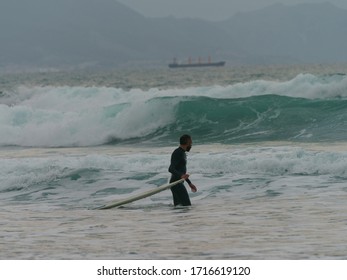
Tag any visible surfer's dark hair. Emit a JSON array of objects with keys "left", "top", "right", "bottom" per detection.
[{"left": 180, "top": 134, "right": 191, "bottom": 145}]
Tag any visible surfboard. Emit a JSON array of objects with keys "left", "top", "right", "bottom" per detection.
[{"left": 95, "top": 178, "right": 185, "bottom": 210}]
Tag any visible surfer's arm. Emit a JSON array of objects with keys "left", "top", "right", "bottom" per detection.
[
  {"left": 169, "top": 148, "right": 194, "bottom": 188},
  {"left": 168, "top": 161, "right": 185, "bottom": 179},
  {"left": 169, "top": 149, "right": 181, "bottom": 176},
  {"left": 169, "top": 163, "right": 196, "bottom": 191},
  {"left": 169, "top": 165, "right": 192, "bottom": 185},
  {"left": 185, "top": 177, "right": 192, "bottom": 185},
  {"left": 182, "top": 174, "right": 196, "bottom": 192},
  {"left": 169, "top": 150, "right": 191, "bottom": 182},
  {"left": 189, "top": 182, "right": 197, "bottom": 193}
]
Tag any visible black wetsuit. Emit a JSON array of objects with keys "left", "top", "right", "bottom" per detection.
[{"left": 168, "top": 146, "right": 192, "bottom": 206}]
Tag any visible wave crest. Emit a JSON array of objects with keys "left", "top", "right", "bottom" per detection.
[{"left": 1, "top": 73, "right": 347, "bottom": 147}]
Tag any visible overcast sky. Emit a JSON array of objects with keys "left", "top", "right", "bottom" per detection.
[{"left": 117, "top": 0, "right": 347, "bottom": 20}]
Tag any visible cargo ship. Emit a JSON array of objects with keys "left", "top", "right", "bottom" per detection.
[{"left": 168, "top": 57, "right": 225, "bottom": 68}]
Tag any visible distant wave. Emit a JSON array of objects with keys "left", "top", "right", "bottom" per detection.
[{"left": 1, "top": 73, "right": 347, "bottom": 147}]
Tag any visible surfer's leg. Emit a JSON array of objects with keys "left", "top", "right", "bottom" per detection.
[{"left": 171, "top": 183, "right": 191, "bottom": 206}]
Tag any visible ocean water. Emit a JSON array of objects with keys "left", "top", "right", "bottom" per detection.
[{"left": 1, "top": 65, "right": 347, "bottom": 259}]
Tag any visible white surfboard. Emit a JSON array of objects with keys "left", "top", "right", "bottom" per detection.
[{"left": 95, "top": 178, "right": 184, "bottom": 210}]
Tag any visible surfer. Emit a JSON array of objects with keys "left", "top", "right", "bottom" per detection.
[{"left": 168, "top": 134, "right": 197, "bottom": 206}]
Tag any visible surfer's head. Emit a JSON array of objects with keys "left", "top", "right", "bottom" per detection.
[{"left": 180, "top": 134, "right": 192, "bottom": 152}]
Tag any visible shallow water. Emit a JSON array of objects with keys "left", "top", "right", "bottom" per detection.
[
  {"left": 2, "top": 190, "right": 347, "bottom": 259},
  {"left": 1, "top": 144, "right": 347, "bottom": 259}
]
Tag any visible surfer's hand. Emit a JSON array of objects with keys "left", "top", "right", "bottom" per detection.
[
  {"left": 189, "top": 183, "right": 197, "bottom": 193},
  {"left": 181, "top": 174, "right": 189, "bottom": 180}
]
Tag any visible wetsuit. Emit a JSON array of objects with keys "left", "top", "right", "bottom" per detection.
[{"left": 168, "top": 146, "right": 192, "bottom": 206}]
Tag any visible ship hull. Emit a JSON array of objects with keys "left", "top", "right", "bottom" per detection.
[{"left": 169, "top": 61, "right": 225, "bottom": 68}]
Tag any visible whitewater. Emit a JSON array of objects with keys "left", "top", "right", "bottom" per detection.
[{"left": 1, "top": 65, "right": 347, "bottom": 259}]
